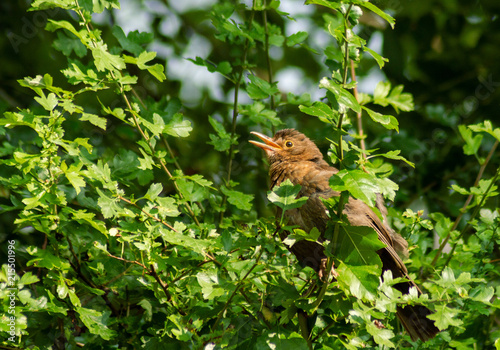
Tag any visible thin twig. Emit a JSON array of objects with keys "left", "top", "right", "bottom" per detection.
[
  {"left": 312, "top": 315, "right": 347, "bottom": 343},
  {"left": 149, "top": 264, "right": 172, "bottom": 301},
  {"left": 107, "top": 253, "right": 147, "bottom": 269},
  {"left": 117, "top": 195, "right": 178, "bottom": 232},
  {"left": 350, "top": 60, "right": 366, "bottom": 157},
  {"left": 162, "top": 138, "right": 182, "bottom": 170}
]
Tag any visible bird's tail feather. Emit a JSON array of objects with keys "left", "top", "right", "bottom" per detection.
[{"left": 396, "top": 304, "right": 439, "bottom": 342}]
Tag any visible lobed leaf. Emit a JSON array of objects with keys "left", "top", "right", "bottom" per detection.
[{"left": 267, "top": 179, "right": 308, "bottom": 211}]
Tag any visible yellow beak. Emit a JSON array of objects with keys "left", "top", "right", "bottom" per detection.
[{"left": 249, "top": 131, "right": 282, "bottom": 153}]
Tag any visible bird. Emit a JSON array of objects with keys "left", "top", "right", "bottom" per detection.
[{"left": 250, "top": 128, "right": 439, "bottom": 342}]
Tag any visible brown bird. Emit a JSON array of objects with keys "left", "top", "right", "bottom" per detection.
[{"left": 250, "top": 128, "right": 439, "bottom": 342}]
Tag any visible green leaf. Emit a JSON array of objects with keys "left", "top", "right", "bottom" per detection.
[
  {"left": 336, "top": 262, "right": 381, "bottom": 301},
  {"left": 239, "top": 102, "right": 282, "bottom": 127},
  {"left": 319, "top": 77, "right": 361, "bottom": 113},
  {"left": 373, "top": 150, "right": 414, "bottom": 167},
  {"left": 145, "top": 183, "right": 163, "bottom": 201},
  {"left": 138, "top": 113, "right": 164, "bottom": 137},
  {"left": 450, "top": 179, "right": 499, "bottom": 201},
  {"left": 76, "top": 307, "right": 116, "bottom": 340},
  {"left": 80, "top": 112, "right": 107, "bottom": 130},
  {"left": 287, "top": 31, "right": 308, "bottom": 47},
  {"left": 366, "top": 322, "right": 395, "bottom": 347},
  {"left": 363, "top": 46, "right": 388, "bottom": 69},
  {"left": 335, "top": 225, "right": 386, "bottom": 266},
  {"left": 246, "top": 74, "right": 279, "bottom": 100},
  {"left": 70, "top": 209, "right": 108, "bottom": 235},
  {"left": 160, "top": 228, "right": 211, "bottom": 255},
  {"left": 427, "top": 304, "right": 463, "bottom": 330},
  {"left": 34, "top": 92, "right": 58, "bottom": 111},
  {"left": 61, "top": 161, "right": 86, "bottom": 195},
  {"left": 138, "top": 148, "right": 154, "bottom": 170},
  {"left": 27, "top": 249, "right": 71, "bottom": 271},
  {"left": 282, "top": 227, "right": 321, "bottom": 247},
  {"left": 68, "top": 289, "right": 81, "bottom": 307},
  {"left": 362, "top": 106, "right": 398, "bottom": 132},
  {"left": 164, "top": 113, "right": 192, "bottom": 138},
  {"left": 53, "top": 31, "right": 87, "bottom": 57},
  {"left": 188, "top": 56, "right": 232, "bottom": 76},
  {"left": 19, "top": 272, "right": 40, "bottom": 285},
  {"left": 429, "top": 212, "right": 453, "bottom": 239},
  {"left": 182, "top": 174, "right": 213, "bottom": 188},
  {"left": 22, "top": 189, "right": 46, "bottom": 210},
  {"left": 221, "top": 186, "right": 254, "bottom": 211},
  {"left": 471, "top": 285, "right": 495, "bottom": 304},
  {"left": 373, "top": 81, "right": 414, "bottom": 113},
  {"left": 197, "top": 271, "right": 225, "bottom": 300},
  {"left": 459, "top": 124, "right": 483, "bottom": 155},
  {"left": 207, "top": 116, "right": 234, "bottom": 151},
  {"left": 257, "top": 332, "right": 310, "bottom": 350},
  {"left": 92, "top": 41, "right": 126, "bottom": 72},
  {"left": 304, "top": 0, "right": 341, "bottom": 11},
  {"left": 31, "top": 0, "right": 75, "bottom": 10},
  {"left": 375, "top": 177, "right": 399, "bottom": 202},
  {"left": 468, "top": 120, "right": 500, "bottom": 142},
  {"left": 450, "top": 184, "right": 469, "bottom": 196},
  {"left": 267, "top": 179, "right": 308, "bottom": 211},
  {"left": 374, "top": 81, "right": 391, "bottom": 101},
  {"left": 45, "top": 19, "right": 81, "bottom": 39},
  {"left": 139, "top": 52, "right": 166, "bottom": 81},
  {"left": 330, "top": 169, "right": 397, "bottom": 207},
  {"left": 112, "top": 26, "right": 152, "bottom": 56},
  {"left": 156, "top": 197, "right": 181, "bottom": 217},
  {"left": 96, "top": 188, "right": 121, "bottom": 218},
  {"left": 355, "top": 1, "right": 395, "bottom": 29},
  {"left": 175, "top": 176, "right": 208, "bottom": 202},
  {"left": 299, "top": 102, "right": 339, "bottom": 124}
]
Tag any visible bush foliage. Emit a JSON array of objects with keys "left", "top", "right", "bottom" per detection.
[{"left": 1, "top": 0, "right": 499, "bottom": 349}]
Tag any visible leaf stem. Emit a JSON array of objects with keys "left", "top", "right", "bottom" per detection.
[
  {"left": 117, "top": 195, "right": 179, "bottom": 232},
  {"left": 350, "top": 60, "right": 366, "bottom": 157}
]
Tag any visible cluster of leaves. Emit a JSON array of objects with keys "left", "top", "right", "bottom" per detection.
[{"left": 0, "top": 0, "right": 499, "bottom": 349}]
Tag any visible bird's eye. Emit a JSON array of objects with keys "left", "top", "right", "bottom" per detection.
[{"left": 285, "top": 141, "right": 293, "bottom": 148}]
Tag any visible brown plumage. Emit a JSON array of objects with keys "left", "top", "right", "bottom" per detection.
[{"left": 250, "top": 128, "right": 439, "bottom": 342}]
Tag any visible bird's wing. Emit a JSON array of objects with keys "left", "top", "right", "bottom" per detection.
[{"left": 345, "top": 198, "right": 408, "bottom": 275}]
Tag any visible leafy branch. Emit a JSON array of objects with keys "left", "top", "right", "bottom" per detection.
[{"left": 431, "top": 137, "right": 499, "bottom": 267}]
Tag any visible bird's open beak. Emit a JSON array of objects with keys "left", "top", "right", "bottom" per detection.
[{"left": 249, "top": 131, "right": 282, "bottom": 153}]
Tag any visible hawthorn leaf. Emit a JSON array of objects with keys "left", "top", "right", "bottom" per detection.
[
  {"left": 221, "top": 186, "right": 253, "bottom": 211},
  {"left": 267, "top": 179, "right": 308, "bottom": 211},
  {"left": 336, "top": 262, "right": 380, "bottom": 301},
  {"left": 427, "top": 304, "right": 463, "bottom": 330},
  {"left": 164, "top": 113, "right": 192, "bottom": 137}
]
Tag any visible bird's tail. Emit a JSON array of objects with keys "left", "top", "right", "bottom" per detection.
[{"left": 396, "top": 304, "right": 439, "bottom": 342}]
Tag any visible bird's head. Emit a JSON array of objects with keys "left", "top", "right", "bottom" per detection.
[{"left": 249, "top": 129, "right": 324, "bottom": 165}]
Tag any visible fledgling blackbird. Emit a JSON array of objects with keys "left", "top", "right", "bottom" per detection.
[{"left": 250, "top": 128, "right": 439, "bottom": 342}]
